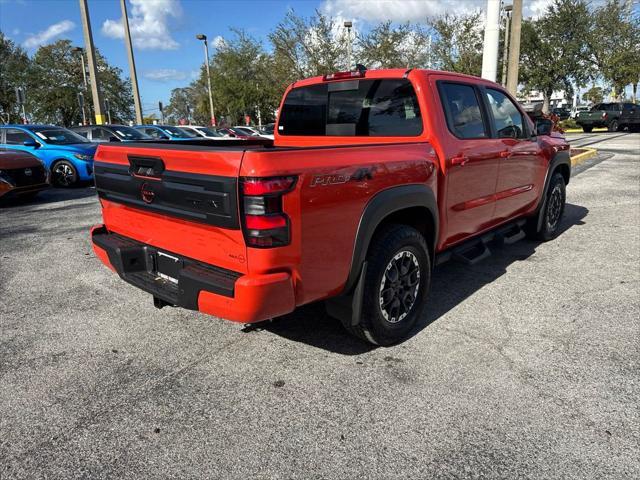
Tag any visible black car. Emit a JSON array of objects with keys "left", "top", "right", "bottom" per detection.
[
  {"left": 71, "top": 124, "right": 152, "bottom": 143},
  {"left": 551, "top": 108, "right": 570, "bottom": 121}
]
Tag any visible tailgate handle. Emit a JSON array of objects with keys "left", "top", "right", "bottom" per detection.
[{"left": 128, "top": 155, "right": 165, "bottom": 179}]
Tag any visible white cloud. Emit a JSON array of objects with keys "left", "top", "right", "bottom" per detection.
[
  {"left": 321, "top": 0, "right": 484, "bottom": 22},
  {"left": 320, "top": 0, "right": 566, "bottom": 22},
  {"left": 101, "top": 0, "right": 181, "bottom": 50},
  {"left": 212, "top": 35, "right": 225, "bottom": 49},
  {"left": 143, "top": 68, "right": 192, "bottom": 81},
  {"left": 23, "top": 20, "right": 75, "bottom": 48}
]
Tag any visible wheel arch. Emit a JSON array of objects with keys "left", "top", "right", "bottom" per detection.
[
  {"left": 342, "top": 184, "right": 438, "bottom": 295},
  {"left": 534, "top": 149, "right": 571, "bottom": 232}
]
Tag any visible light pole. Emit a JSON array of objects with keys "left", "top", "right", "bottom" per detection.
[
  {"left": 120, "top": 0, "right": 143, "bottom": 125},
  {"left": 344, "top": 21, "right": 353, "bottom": 70},
  {"left": 481, "top": 0, "right": 501, "bottom": 82},
  {"left": 506, "top": 0, "right": 523, "bottom": 97},
  {"left": 501, "top": 4, "right": 513, "bottom": 87},
  {"left": 78, "top": 0, "right": 105, "bottom": 124},
  {"left": 196, "top": 34, "right": 216, "bottom": 126}
]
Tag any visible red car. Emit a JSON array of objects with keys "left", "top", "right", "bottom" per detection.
[
  {"left": 0, "top": 149, "right": 49, "bottom": 201},
  {"left": 91, "top": 68, "right": 570, "bottom": 345}
]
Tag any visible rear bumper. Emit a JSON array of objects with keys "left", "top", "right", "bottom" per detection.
[{"left": 90, "top": 225, "right": 295, "bottom": 323}]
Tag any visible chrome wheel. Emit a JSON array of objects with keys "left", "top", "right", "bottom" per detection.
[
  {"left": 546, "top": 184, "right": 563, "bottom": 231},
  {"left": 53, "top": 163, "right": 76, "bottom": 187},
  {"left": 379, "top": 250, "right": 420, "bottom": 324}
]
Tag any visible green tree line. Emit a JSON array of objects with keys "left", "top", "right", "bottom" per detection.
[
  {"left": 1, "top": 35, "right": 133, "bottom": 125},
  {"left": 1, "top": 0, "right": 638, "bottom": 126}
]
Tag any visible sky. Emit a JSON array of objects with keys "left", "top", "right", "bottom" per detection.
[{"left": 0, "top": 0, "right": 626, "bottom": 115}]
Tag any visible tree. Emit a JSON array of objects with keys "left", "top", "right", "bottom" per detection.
[
  {"left": 0, "top": 32, "right": 30, "bottom": 123},
  {"left": 26, "top": 39, "right": 133, "bottom": 126},
  {"left": 429, "top": 13, "right": 484, "bottom": 76},
  {"left": 586, "top": 0, "right": 640, "bottom": 101},
  {"left": 519, "top": 0, "right": 592, "bottom": 112},
  {"left": 357, "top": 22, "right": 431, "bottom": 69},
  {"left": 269, "top": 10, "right": 348, "bottom": 88},
  {"left": 164, "top": 87, "right": 194, "bottom": 124},
  {"left": 582, "top": 86, "right": 604, "bottom": 104}
]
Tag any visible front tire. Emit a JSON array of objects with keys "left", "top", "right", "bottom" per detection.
[
  {"left": 344, "top": 225, "right": 431, "bottom": 346},
  {"left": 530, "top": 173, "right": 566, "bottom": 241},
  {"left": 52, "top": 160, "right": 78, "bottom": 187}
]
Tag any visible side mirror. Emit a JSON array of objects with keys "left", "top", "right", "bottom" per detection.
[
  {"left": 108, "top": 136, "right": 119, "bottom": 142},
  {"left": 535, "top": 119, "right": 553, "bottom": 136},
  {"left": 23, "top": 139, "right": 39, "bottom": 148}
]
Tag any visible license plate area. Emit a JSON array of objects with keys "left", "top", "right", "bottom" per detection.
[{"left": 156, "top": 251, "right": 181, "bottom": 283}]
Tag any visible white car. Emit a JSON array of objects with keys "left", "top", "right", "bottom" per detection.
[
  {"left": 570, "top": 106, "right": 590, "bottom": 119},
  {"left": 178, "top": 125, "right": 240, "bottom": 140}
]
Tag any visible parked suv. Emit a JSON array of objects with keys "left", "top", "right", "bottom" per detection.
[
  {"left": 71, "top": 124, "right": 152, "bottom": 142},
  {"left": 0, "top": 125, "right": 97, "bottom": 187},
  {"left": 91, "top": 68, "right": 571, "bottom": 345}
]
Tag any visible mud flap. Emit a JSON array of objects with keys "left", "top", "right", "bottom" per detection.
[{"left": 325, "top": 261, "right": 368, "bottom": 327}]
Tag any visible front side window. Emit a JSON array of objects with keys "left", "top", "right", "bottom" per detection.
[
  {"left": 439, "top": 82, "right": 487, "bottom": 139},
  {"left": 4, "top": 128, "right": 33, "bottom": 144},
  {"left": 484, "top": 88, "right": 526, "bottom": 139},
  {"left": 279, "top": 79, "right": 422, "bottom": 137}
]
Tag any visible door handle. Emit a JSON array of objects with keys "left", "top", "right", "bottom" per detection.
[
  {"left": 499, "top": 150, "right": 511, "bottom": 158},
  {"left": 451, "top": 155, "right": 469, "bottom": 166}
]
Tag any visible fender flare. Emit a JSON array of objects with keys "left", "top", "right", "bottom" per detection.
[
  {"left": 535, "top": 149, "right": 571, "bottom": 231},
  {"left": 342, "top": 184, "right": 438, "bottom": 295}
]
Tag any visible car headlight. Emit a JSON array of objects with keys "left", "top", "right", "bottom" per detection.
[{"left": 73, "top": 153, "right": 93, "bottom": 161}]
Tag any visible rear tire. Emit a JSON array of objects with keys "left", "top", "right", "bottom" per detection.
[
  {"left": 343, "top": 225, "right": 431, "bottom": 346},
  {"left": 52, "top": 160, "right": 78, "bottom": 187},
  {"left": 582, "top": 126, "right": 593, "bottom": 133},
  {"left": 528, "top": 173, "right": 566, "bottom": 242},
  {"left": 608, "top": 119, "right": 619, "bottom": 132}
]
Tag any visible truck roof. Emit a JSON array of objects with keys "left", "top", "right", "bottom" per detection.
[{"left": 290, "top": 68, "right": 500, "bottom": 88}]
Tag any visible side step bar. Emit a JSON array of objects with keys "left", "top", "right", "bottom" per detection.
[{"left": 436, "top": 219, "right": 527, "bottom": 266}]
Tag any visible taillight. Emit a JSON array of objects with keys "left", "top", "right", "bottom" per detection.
[
  {"left": 602, "top": 112, "right": 608, "bottom": 119},
  {"left": 241, "top": 176, "right": 296, "bottom": 248}
]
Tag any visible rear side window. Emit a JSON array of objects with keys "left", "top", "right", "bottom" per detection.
[
  {"left": 278, "top": 79, "right": 422, "bottom": 137},
  {"left": 439, "top": 82, "right": 487, "bottom": 139},
  {"left": 5, "top": 128, "right": 33, "bottom": 144}
]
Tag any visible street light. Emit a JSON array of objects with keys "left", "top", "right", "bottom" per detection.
[
  {"left": 196, "top": 33, "right": 216, "bottom": 126},
  {"left": 501, "top": 4, "right": 513, "bottom": 87},
  {"left": 344, "top": 21, "right": 353, "bottom": 70},
  {"left": 72, "top": 47, "right": 88, "bottom": 90}
]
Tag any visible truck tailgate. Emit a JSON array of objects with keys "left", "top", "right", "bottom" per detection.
[{"left": 94, "top": 142, "right": 250, "bottom": 274}]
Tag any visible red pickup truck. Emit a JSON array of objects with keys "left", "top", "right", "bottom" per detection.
[{"left": 91, "top": 68, "right": 570, "bottom": 345}]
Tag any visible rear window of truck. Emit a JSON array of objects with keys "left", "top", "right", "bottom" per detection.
[{"left": 278, "top": 79, "right": 422, "bottom": 137}]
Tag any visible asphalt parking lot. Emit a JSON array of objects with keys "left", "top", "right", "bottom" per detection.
[{"left": 1, "top": 132, "right": 639, "bottom": 479}]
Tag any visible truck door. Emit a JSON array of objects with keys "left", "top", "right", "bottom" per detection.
[
  {"left": 437, "top": 81, "right": 501, "bottom": 247},
  {"left": 482, "top": 87, "right": 544, "bottom": 221}
]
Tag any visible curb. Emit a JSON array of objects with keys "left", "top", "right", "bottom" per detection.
[
  {"left": 563, "top": 128, "right": 608, "bottom": 133},
  {"left": 570, "top": 148, "right": 598, "bottom": 167}
]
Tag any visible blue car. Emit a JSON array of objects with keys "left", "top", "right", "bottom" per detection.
[
  {"left": 133, "top": 124, "right": 199, "bottom": 141},
  {"left": 0, "top": 125, "right": 97, "bottom": 187}
]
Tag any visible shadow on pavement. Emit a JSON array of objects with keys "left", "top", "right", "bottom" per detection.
[
  {"left": 259, "top": 203, "right": 589, "bottom": 355},
  {"left": 0, "top": 185, "right": 96, "bottom": 209}
]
